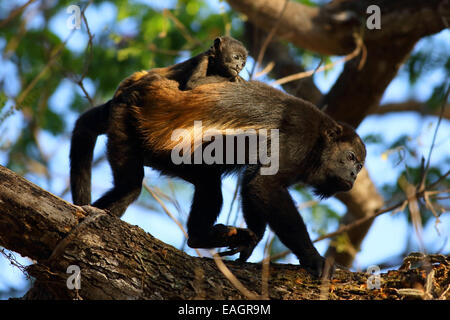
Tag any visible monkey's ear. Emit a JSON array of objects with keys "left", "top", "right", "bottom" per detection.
[
  {"left": 323, "top": 124, "right": 343, "bottom": 142},
  {"left": 214, "top": 37, "right": 223, "bottom": 50}
]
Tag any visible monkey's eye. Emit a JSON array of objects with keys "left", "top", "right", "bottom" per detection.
[
  {"left": 346, "top": 152, "right": 356, "bottom": 162},
  {"left": 233, "top": 55, "right": 240, "bottom": 60},
  {"left": 356, "top": 163, "right": 363, "bottom": 172}
]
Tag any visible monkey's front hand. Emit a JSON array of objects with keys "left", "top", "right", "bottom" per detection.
[{"left": 232, "top": 76, "right": 245, "bottom": 83}]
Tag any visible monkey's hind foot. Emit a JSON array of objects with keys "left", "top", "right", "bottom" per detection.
[
  {"left": 187, "top": 224, "right": 258, "bottom": 259},
  {"left": 301, "top": 255, "right": 336, "bottom": 279},
  {"left": 79, "top": 205, "right": 108, "bottom": 217}
]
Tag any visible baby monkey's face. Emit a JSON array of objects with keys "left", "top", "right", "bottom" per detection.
[
  {"left": 211, "top": 36, "right": 248, "bottom": 78},
  {"left": 219, "top": 45, "right": 247, "bottom": 77}
]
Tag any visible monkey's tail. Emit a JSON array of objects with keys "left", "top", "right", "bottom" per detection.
[{"left": 70, "top": 100, "right": 111, "bottom": 205}]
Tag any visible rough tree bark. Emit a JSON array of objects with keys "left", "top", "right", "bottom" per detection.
[
  {"left": 1, "top": 165, "right": 449, "bottom": 300},
  {"left": 232, "top": 0, "right": 449, "bottom": 266}
]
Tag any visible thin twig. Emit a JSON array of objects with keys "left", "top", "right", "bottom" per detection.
[
  {"left": 143, "top": 182, "right": 202, "bottom": 258},
  {"left": 254, "top": 61, "right": 275, "bottom": 79},
  {"left": 0, "top": 0, "right": 36, "bottom": 28},
  {"left": 71, "top": 7, "right": 95, "bottom": 106},
  {"left": 418, "top": 82, "right": 450, "bottom": 191},
  {"left": 0, "top": 248, "right": 30, "bottom": 280},
  {"left": 319, "top": 257, "right": 334, "bottom": 300},
  {"left": 147, "top": 43, "right": 180, "bottom": 56},
  {"left": 315, "top": 181, "right": 447, "bottom": 244},
  {"left": 261, "top": 232, "right": 273, "bottom": 299},
  {"left": 313, "top": 200, "right": 407, "bottom": 243},
  {"left": 79, "top": 9, "right": 94, "bottom": 78},
  {"left": 272, "top": 33, "right": 364, "bottom": 86},
  {"left": 75, "top": 80, "right": 94, "bottom": 107},
  {"left": 249, "top": 0, "right": 289, "bottom": 80},
  {"left": 163, "top": 9, "right": 202, "bottom": 47},
  {"left": 427, "top": 170, "right": 449, "bottom": 189},
  {"left": 439, "top": 284, "right": 450, "bottom": 300},
  {"left": 212, "top": 252, "right": 259, "bottom": 300}
]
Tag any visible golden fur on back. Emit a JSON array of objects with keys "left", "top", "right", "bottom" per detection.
[{"left": 124, "top": 73, "right": 267, "bottom": 152}]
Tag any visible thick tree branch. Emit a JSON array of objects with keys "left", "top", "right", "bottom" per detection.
[
  {"left": 0, "top": 166, "right": 82, "bottom": 261},
  {"left": 227, "top": 0, "right": 450, "bottom": 56},
  {"left": 2, "top": 165, "right": 449, "bottom": 300}
]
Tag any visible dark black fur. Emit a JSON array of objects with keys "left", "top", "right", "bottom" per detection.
[{"left": 70, "top": 75, "right": 366, "bottom": 278}]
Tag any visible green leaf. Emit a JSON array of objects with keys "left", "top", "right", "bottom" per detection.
[
  {"left": 0, "top": 91, "right": 7, "bottom": 112},
  {"left": 42, "top": 108, "right": 65, "bottom": 135}
]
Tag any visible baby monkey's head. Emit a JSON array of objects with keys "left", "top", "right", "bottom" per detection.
[{"left": 211, "top": 36, "right": 248, "bottom": 78}]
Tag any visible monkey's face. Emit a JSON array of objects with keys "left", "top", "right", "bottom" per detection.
[
  {"left": 212, "top": 36, "right": 248, "bottom": 77},
  {"left": 220, "top": 47, "right": 247, "bottom": 77},
  {"left": 312, "top": 131, "right": 366, "bottom": 199}
]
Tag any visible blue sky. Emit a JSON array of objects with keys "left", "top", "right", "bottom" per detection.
[{"left": 0, "top": 0, "right": 449, "bottom": 297}]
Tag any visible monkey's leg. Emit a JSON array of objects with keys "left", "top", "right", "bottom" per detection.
[
  {"left": 186, "top": 175, "right": 256, "bottom": 251},
  {"left": 241, "top": 171, "right": 329, "bottom": 277},
  {"left": 92, "top": 130, "right": 144, "bottom": 217},
  {"left": 184, "top": 55, "right": 209, "bottom": 90},
  {"left": 237, "top": 166, "right": 268, "bottom": 261}
]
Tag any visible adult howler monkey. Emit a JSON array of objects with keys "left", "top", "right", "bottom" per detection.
[{"left": 70, "top": 72, "right": 366, "bottom": 277}]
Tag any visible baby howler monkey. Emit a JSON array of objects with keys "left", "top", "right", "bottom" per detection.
[
  {"left": 184, "top": 36, "right": 247, "bottom": 89},
  {"left": 155, "top": 35, "right": 247, "bottom": 90}
]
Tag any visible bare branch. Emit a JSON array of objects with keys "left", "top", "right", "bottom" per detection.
[
  {"left": 163, "top": 9, "right": 202, "bottom": 47},
  {"left": 212, "top": 252, "right": 260, "bottom": 300},
  {"left": 249, "top": 0, "right": 289, "bottom": 79},
  {"left": 0, "top": 0, "right": 36, "bottom": 29},
  {"left": 143, "top": 182, "right": 202, "bottom": 258},
  {"left": 228, "top": 0, "right": 450, "bottom": 56},
  {"left": 272, "top": 33, "right": 364, "bottom": 86},
  {"left": 370, "top": 100, "right": 450, "bottom": 120},
  {"left": 419, "top": 83, "right": 450, "bottom": 191}
]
